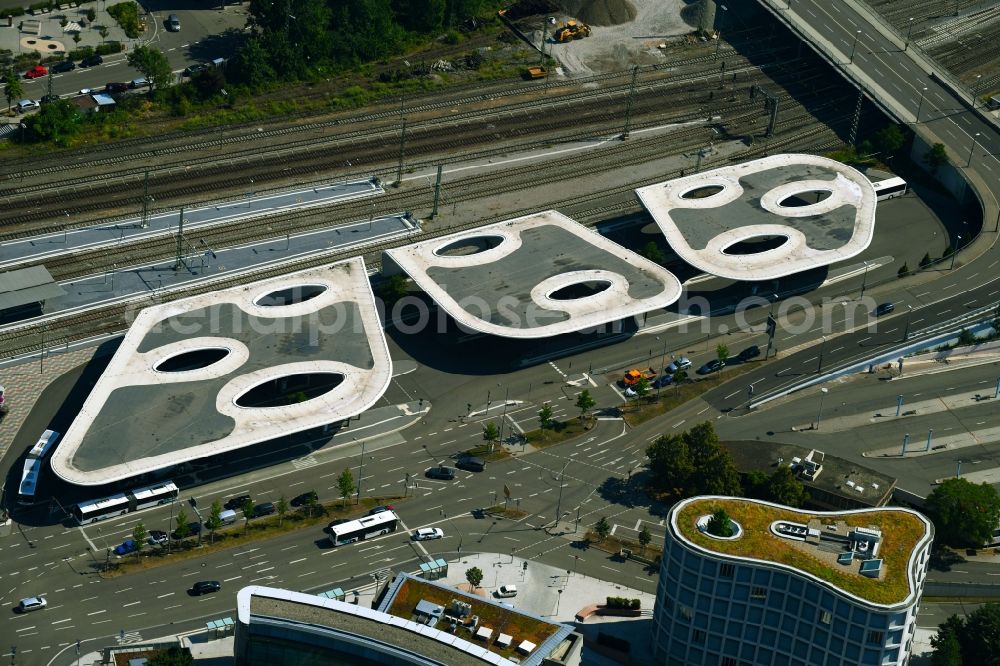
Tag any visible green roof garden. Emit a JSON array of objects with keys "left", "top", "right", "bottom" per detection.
[{"left": 673, "top": 497, "right": 932, "bottom": 607}]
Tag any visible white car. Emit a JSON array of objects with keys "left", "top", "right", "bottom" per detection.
[
  {"left": 494, "top": 584, "right": 517, "bottom": 598},
  {"left": 666, "top": 357, "right": 692, "bottom": 373},
  {"left": 16, "top": 99, "right": 39, "bottom": 113},
  {"left": 623, "top": 387, "right": 637, "bottom": 398},
  {"left": 412, "top": 527, "right": 444, "bottom": 541},
  {"left": 17, "top": 596, "right": 46, "bottom": 613},
  {"left": 78, "top": 88, "right": 93, "bottom": 96}
]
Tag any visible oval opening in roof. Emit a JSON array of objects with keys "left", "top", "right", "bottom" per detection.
[
  {"left": 433, "top": 235, "right": 505, "bottom": 257},
  {"left": 779, "top": 190, "right": 832, "bottom": 207},
  {"left": 254, "top": 284, "right": 327, "bottom": 307},
  {"left": 680, "top": 185, "right": 724, "bottom": 199},
  {"left": 235, "top": 373, "right": 345, "bottom": 408},
  {"left": 548, "top": 280, "right": 612, "bottom": 300},
  {"left": 155, "top": 348, "right": 230, "bottom": 373},
  {"left": 722, "top": 235, "right": 789, "bottom": 255}
]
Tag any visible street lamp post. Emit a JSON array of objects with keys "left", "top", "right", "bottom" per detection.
[
  {"left": 817, "top": 336, "right": 827, "bottom": 373},
  {"left": 950, "top": 235, "right": 962, "bottom": 270},
  {"left": 554, "top": 461, "right": 569, "bottom": 525},
  {"left": 850, "top": 30, "right": 862, "bottom": 64},
  {"left": 915, "top": 86, "right": 927, "bottom": 122},
  {"left": 355, "top": 438, "right": 366, "bottom": 504},
  {"left": 967, "top": 132, "right": 981, "bottom": 167},
  {"left": 904, "top": 17, "right": 914, "bottom": 51},
  {"left": 815, "top": 387, "right": 829, "bottom": 430},
  {"left": 902, "top": 305, "right": 913, "bottom": 341},
  {"left": 972, "top": 74, "right": 982, "bottom": 107},
  {"left": 859, "top": 260, "right": 870, "bottom": 299}
]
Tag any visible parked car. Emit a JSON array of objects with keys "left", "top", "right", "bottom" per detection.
[
  {"left": 184, "top": 62, "right": 209, "bottom": 77},
  {"left": 412, "top": 527, "right": 444, "bottom": 541},
  {"left": 190, "top": 581, "right": 220, "bottom": 596},
  {"left": 697, "top": 359, "right": 726, "bottom": 375},
  {"left": 24, "top": 65, "right": 47, "bottom": 79},
  {"left": 368, "top": 505, "right": 394, "bottom": 516},
  {"left": 129, "top": 77, "right": 150, "bottom": 89},
  {"left": 16, "top": 99, "right": 40, "bottom": 113},
  {"left": 736, "top": 345, "right": 761, "bottom": 362},
  {"left": 114, "top": 539, "right": 138, "bottom": 556},
  {"left": 290, "top": 490, "right": 318, "bottom": 507},
  {"left": 40, "top": 93, "right": 60, "bottom": 104},
  {"left": 252, "top": 501, "right": 275, "bottom": 518},
  {"left": 224, "top": 494, "right": 251, "bottom": 511},
  {"left": 166, "top": 13, "right": 181, "bottom": 31},
  {"left": 105, "top": 82, "right": 128, "bottom": 94},
  {"left": 80, "top": 54, "right": 103, "bottom": 67},
  {"left": 148, "top": 530, "right": 168, "bottom": 546},
  {"left": 456, "top": 456, "right": 486, "bottom": 472},
  {"left": 494, "top": 584, "right": 517, "bottom": 598},
  {"left": 666, "top": 357, "right": 692, "bottom": 373},
  {"left": 651, "top": 375, "right": 673, "bottom": 389},
  {"left": 78, "top": 88, "right": 93, "bottom": 96},
  {"left": 16, "top": 596, "right": 46, "bottom": 613},
  {"left": 425, "top": 466, "right": 456, "bottom": 480},
  {"left": 171, "top": 522, "right": 202, "bottom": 539},
  {"left": 51, "top": 60, "right": 76, "bottom": 73},
  {"left": 623, "top": 386, "right": 637, "bottom": 397},
  {"left": 874, "top": 302, "right": 895, "bottom": 316}
]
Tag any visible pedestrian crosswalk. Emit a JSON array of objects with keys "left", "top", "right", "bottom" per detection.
[
  {"left": 117, "top": 631, "right": 143, "bottom": 645},
  {"left": 291, "top": 455, "right": 319, "bottom": 470}
]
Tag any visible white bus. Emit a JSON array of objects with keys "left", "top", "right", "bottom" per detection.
[
  {"left": 329, "top": 511, "right": 399, "bottom": 546},
  {"left": 18, "top": 430, "right": 60, "bottom": 505},
  {"left": 73, "top": 493, "right": 131, "bottom": 525},
  {"left": 128, "top": 481, "right": 179, "bottom": 511},
  {"left": 872, "top": 177, "right": 907, "bottom": 201}
]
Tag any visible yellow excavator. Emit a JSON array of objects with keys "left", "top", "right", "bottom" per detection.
[{"left": 554, "top": 19, "right": 591, "bottom": 43}]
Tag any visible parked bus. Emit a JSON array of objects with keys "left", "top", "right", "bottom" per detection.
[
  {"left": 329, "top": 510, "right": 399, "bottom": 546},
  {"left": 128, "top": 481, "right": 179, "bottom": 511},
  {"left": 17, "top": 430, "right": 60, "bottom": 505},
  {"left": 872, "top": 176, "right": 907, "bottom": 201},
  {"left": 73, "top": 493, "right": 130, "bottom": 525}
]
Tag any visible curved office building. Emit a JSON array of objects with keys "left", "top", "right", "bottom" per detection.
[{"left": 653, "top": 496, "right": 933, "bottom": 666}]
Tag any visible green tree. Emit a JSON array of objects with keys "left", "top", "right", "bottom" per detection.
[
  {"left": 635, "top": 374, "right": 651, "bottom": 402},
  {"left": 127, "top": 45, "right": 173, "bottom": 92},
  {"left": 646, "top": 433, "right": 694, "bottom": 497},
  {"left": 594, "top": 516, "right": 611, "bottom": 542},
  {"left": 205, "top": 499, "right": 223, "bottom": 544},
  {"left": 925, "top": 478, "right": 1000, "bottom": 547},
  {"left": 482, "top": 421, "right": 500, "bottom": 450},
  {"left": 716, "top": 344, "right": 729, "bottom": 375},
  {"left": 920, "top": 252, "right": 932, "bottom": 268},
  {"left": 957, "top": 328, "right": 977, "bottom": 346},
  {"left": 465, "top": 565, "right": 483, "bottom": 589},
  {"left": 743, "top": 469, "right": 770, "bottom": 500},
  {"left": 706, "top": 508, "right": 734, "bottom": 537},
  {"left": 642, "top": 240, "right": 665, "bottom": 265},
  {"left": 872, "top": 124, "right": 906, "bottom": 156},
  {"left": 276, "top": 495, "right": 289, "bottom": 526},
  {"left": 24, "top": 99, "right": 82, "bottom": 146},
  {"left": 304, "top": 492, "right": 322, "bottom": 518},
  {"left": 241, "top": 497, "right": 255, "bottom": 535},
  {"left": 193, "top": 68, "right": 226, "bottom": 100},
  {"left": 960, "top": 603, "right": 1000, "bottom": 665},
  {"left": 898, "top": 262, "right": 909, "bottom": 277},
  {"left": 337, "top": 468, "right": 355, "bottom": 507},
  {"left": 766, "top": 466, "right": 808, "bottom": 508},
  {"left": 924, "top": 142, "right": 949, "bottom": 172},
  {"left": 575, "top": 389, "right": 596, "bottom": 420},
  {"left": 3, "top": 66, "right": 23, "bottom": 112},
  {"left": 646, "top": 422, "right": 740, "bottom": 497},
  {"left": 929, "top": 630, "right": 961, "bottom": 666},
  {"left": 376, "top": 274, "right": 409, "bottom": 304},
  {"left": 638, "top": 525, "right": 652, "bottom": 553},
  {"left": 174, "top": 507, "right": 191, "bottom": 540},
  {"left": 146, "top": 646, "right": 195, "bottom": 666},
  {"left": 228, "top": 36, "right": 275, "bottom": 89},
  {"left": 538, "top": 402, "right": 554, "bottom": 431},
  {"left": 132, "top": 522, "right": 147, "bottom": 561}
]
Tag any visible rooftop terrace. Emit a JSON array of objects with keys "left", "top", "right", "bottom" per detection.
[{"left": 671, "top": 497, "right": 933, "bottom": 608}]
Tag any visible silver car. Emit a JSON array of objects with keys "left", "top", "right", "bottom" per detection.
[{"left": 17, "top": 596, "right": 46, "bottom": 613}]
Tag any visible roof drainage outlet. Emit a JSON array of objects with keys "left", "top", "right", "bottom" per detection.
[
  {"left": 548, "top": 280, "right": 612, "bottom": 301},
  {"left": 235, "top": 373, "right": 345, "bottom": 408},
  {"left": 433, "top": 235, "right": 506, "bottom": 257},
  {"left": 154, "top": 347, "right": 231, "bottom": 373},
  {"left": 254, "top": 284, "right": 328, "bottom": 307}
]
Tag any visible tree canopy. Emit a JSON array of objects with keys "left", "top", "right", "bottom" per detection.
[
  {"left": 24, "top": 100, "right": 82, "bottom": 146},
  {"left": 925, "top": 478, "right": 1000, "bottom": 548},
  {"left": 126, "top": 46, "right": 173, "bottom": 92},
  {"left": 646, "top": 421, "right": 741, "bottom": 498},
  {"left": 930, "top": 604, "right": 1000, "bottom": 665}
]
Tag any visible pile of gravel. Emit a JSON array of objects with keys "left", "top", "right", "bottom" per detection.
[{"left": 558, "top": 0, "right": 638, "bottom": 26}]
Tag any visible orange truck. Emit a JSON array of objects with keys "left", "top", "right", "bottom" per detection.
[{"left": 622, "top": 368, "right": 657, "bottom": 386}]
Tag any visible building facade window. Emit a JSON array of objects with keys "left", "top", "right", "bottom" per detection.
[
  {"left": 866, "top": 630, "right": 884, "bottom": 645},
  {"left": 819, "top": 611, "right": 832, "bottom": 625},
  {"left": 721, "top": 563, "right": 735, "bottom": 577},
  {"left": 750, "top": 586, "right": 767, "bottom": 600},
  {"left": 693, "top": 629, "right": 705, "bottom": 644}
]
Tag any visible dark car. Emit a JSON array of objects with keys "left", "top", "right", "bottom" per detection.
[
  {"left": 105, "top": 82, "right": 128, "bottom": 94},
  {"left": 651, "top": 375, "right": 673, "bottom": 389},
  {"left": 875, "top": 302, "right": 895, "bottom": 316},
  {"left": 456, "top": 456, "right": 486, "bottom": 472},
  {"left": 114, "top": 539, "right": 138, "bottom": 556},
  {"left": 425, "top": 466, "right": 456, "bottom": 480},
  {"left": 224, "top": 494, "right": 251, "bottom": 511},
  {"left": 367, "top": 505, "right": 394, "bottom": 516},
  {"left": 290, "top": 490, "right": 318, "bottom": 507},
  {"left": 51, "top": 60, "right": 76, "bottom": 73},
  {"left": 148, "top": 530, "right": 168, "bottom": 546},
  {"left": 736, "top": 345, "right": 761, "bottom": 362},
  {"left": 191, "top": 581, "right": 220, "bottom": 596},
  {"left": 252, "top": 502, "right": 275, "bottom": 518},
  {"left": 40, "top": 94, "right": 60, "bottom": 104},
  {"left": 80, "top": 54, "right": 103, "bottom": 68},
  {"left": 171, "top": 522, "right": 202, "bottom": 539},
  {"left": 697, "top": 359, "right": 725, "bottom": 375},
  {"left": 184, "top": 62, "right": 209, "bottom": 77}
]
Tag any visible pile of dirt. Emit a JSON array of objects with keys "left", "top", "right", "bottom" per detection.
[
  {"left": 505, "top": 0, "right": 638, "bottom": 26},
  {"left": 558, "top": 0, "right": 638, "bottom": 26}
]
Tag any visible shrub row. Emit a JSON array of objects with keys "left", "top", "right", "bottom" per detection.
[
  {"left": 106, "top": 1, "right": 139, "bottom": 38},
  {"left": 605, "top": 597, "right": 641, "bottom": 610}
]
